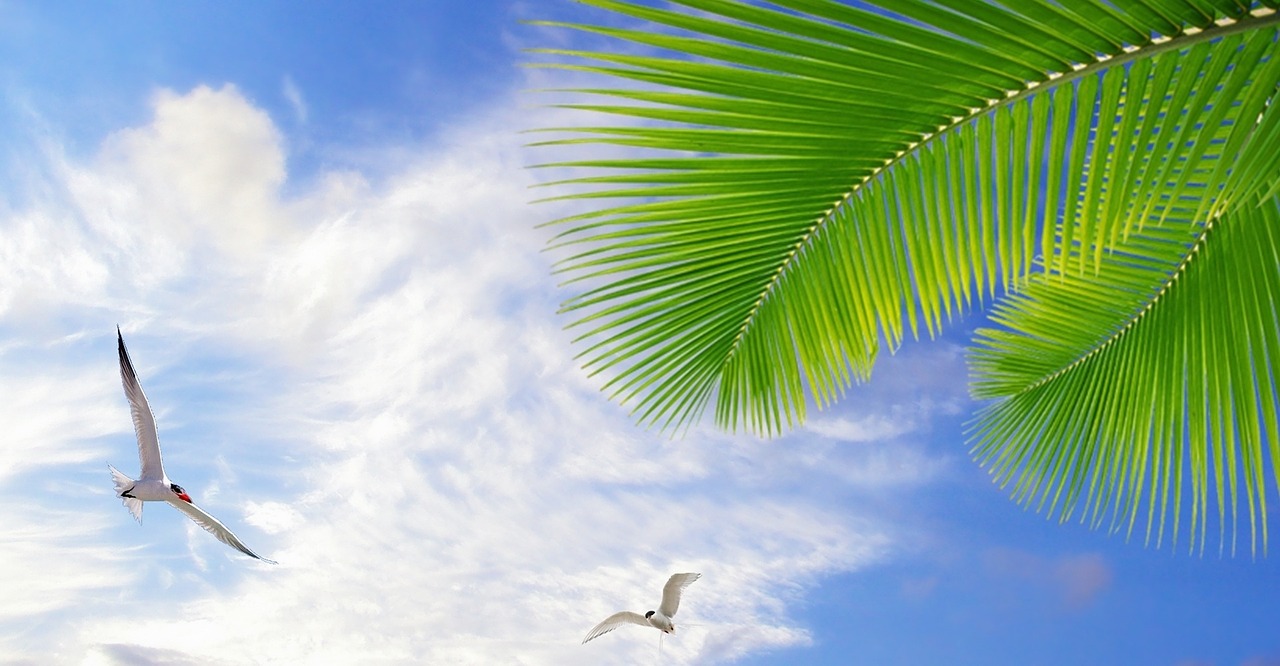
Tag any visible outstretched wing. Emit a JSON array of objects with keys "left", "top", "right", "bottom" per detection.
[
  {"left": 166, "top": 498, "right": 276, "bottom": 564},
  {"left": 118, "top": 328, "right": 165, "bottom": 482},
  {"left": 658, "top": 573, "right": 701, "bottom": 619},
  {"left": 582, "top": 611, "right": 649, "bottom": 644}
]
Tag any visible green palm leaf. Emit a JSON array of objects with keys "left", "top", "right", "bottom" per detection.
[
  {"left": 530, "top": 0, "right": 1280, "bottom": 549},
  {"left": 972, "top": 198, "right": 1280, "bottom": 555}
]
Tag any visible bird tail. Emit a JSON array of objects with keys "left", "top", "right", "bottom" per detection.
[{"left": 108, "top": 464, "right": 144, "bottom": 523}]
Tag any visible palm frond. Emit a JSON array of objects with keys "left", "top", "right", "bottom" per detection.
[
  {"left": 534, "top": 1, "right": 1280, "bottom": 439},
  {"left": 970, "top": 198, "right": 1280, "bottom": 555}
]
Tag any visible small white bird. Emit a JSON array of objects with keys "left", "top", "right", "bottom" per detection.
[
  {"left": 109, "top": 328, "right": 276, "bottom": 564},
  {"left": 582, "top": 572, "right": 701, "bottom": 644}
]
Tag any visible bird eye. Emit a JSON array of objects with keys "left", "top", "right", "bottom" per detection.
[{"left": 171, "top": 484, "right": 185, "bottom": 494}]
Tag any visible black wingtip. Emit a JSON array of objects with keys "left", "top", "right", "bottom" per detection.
[
  {"left": 117, "top": 328, "right": 137, "bottom": 381},
  {"left": 250, "top": 551, "right": 279, "bottom": 565}
]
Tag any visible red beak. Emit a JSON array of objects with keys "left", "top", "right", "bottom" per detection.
[{"left": 178, "top": 493, "right": 192, "bottom": 503}]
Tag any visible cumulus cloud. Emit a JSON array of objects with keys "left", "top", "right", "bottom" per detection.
[
  {"left": 85, "top": 84, "right": 288, "bottom": 261},
  {"left": 0, "top": 83, "right": 957, "bottom": 663}
]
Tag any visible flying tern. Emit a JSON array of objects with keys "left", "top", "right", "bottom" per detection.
[
  {"left": 583, "top": 572, "right": 701, "bottom": 644},
  {"left": 109, "top": 328, "right": 276, "bottom": 564}
]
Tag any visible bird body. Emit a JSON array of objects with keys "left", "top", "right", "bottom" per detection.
[
  {"left": 110, "top": 328, "right": 275, "bottom": 564},
  {"left": 645, "top": 609, "right": 675, "bottom": 633},
  {"left": 583, "top": 572, "right": 701, "bottom": 644}
]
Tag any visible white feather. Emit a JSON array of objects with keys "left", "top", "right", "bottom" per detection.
[
  {"left": 658, "top": 572, "right": 701, "bottom": 619},
  {"left": 108, "top": 464, "right": 144, "bottom": 523},
  {"left": 167, "top": 498, "right": 277, "bottom": 564},
  {"left": 582, "top": 611, "right": 650, "bottom": 644}
]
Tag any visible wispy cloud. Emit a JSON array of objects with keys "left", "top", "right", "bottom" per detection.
[
  {"left": 983, "top": 548, "right": 1114, "bottom": 611},
  {"left": 281, "top": 76, "right": 308, "bottom": 125},
  {"left": 1052, "top": 553, "right": 1114, "bottom": 610},
  {"left": 806, "top": 412, "right": 917, "bottom": 443},
  {"left": 0, "top": 354, "right": 119, "bottom": 483},
  {"left": 805, "top": 342, "right": 968, "bottom": 445},
  {"left": 0, "top": 82, "right": 961, "bottom": 663}
]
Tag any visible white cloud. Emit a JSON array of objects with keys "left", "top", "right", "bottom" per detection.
[
  {"left": 84, "top": 84, "right": 288, "bottom": 261},
  {"left": 0, "top": 211, "right": 110, "bottom": 318},
  {"left": 0, "top": 507, "right": 130, "bottom": 617},
  {"left": 242, "top": 501, "right": 303, "bottom": 535},
  {"left": 0, "top": 352, "right": 119, "bottom": 483},
  {"left": 0, "top": 84, "right": 959, "bottom": 664},
  {"left": 807, "top": 411, "right": 915, "bottom": 442},
  {"left": 281, "top": 76, "right": 308, "bottom": 125},
  {"left": 805, "top": 343, "right": 968, "bottom": 445}
]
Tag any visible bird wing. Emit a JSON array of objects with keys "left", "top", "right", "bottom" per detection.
[
  {"left": 658, "top": 572, "right": 701, "bottom": 619},
  {"left": 582, "top": 611, "right": 650, "bottom": 644},
  {"left": 166, "top": 498, "right": 276, "bottom": 564},
  {"left": 118, "top": 329, "right": 165, "bottom": 482}
]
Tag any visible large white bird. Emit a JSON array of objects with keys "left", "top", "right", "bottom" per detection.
[
  {"left": 583, "top": 572, "right": 701, "bottom": 644},
  {"left": 109, "top": 328, "right": 276, "bottom": 564}
]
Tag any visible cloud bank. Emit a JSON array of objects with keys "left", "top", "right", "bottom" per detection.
[{"left": 0, "top": 83, "right": 959, "bottom": 664}]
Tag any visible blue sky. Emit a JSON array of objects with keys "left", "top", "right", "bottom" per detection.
[{"left": 1, "top": 2, "right": 1278, "bottom": 664}]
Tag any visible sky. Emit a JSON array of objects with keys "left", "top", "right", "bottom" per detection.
[{"left": 1, "top": 1, "right": 1278, "bottom": 664}]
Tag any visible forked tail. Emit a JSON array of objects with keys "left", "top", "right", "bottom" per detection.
[{"left": 108, "top": 464, "right": 144, "bottom": 523}]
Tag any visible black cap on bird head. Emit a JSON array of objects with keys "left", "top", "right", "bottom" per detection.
[{"left": 170, "top": 483, "right": 193, "bottom": 503}]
